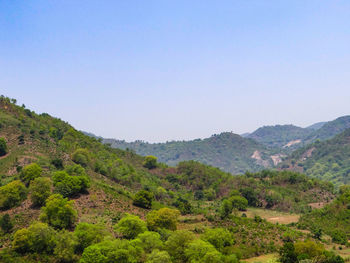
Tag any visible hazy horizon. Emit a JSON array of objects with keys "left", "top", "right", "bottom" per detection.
[{"left": 1, "top": 1, "right": 350, "bottom": 142}]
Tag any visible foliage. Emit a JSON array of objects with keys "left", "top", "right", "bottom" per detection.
[
  {"left": 185, "top": 239, "right": 222, "bottom": 263},
  {"left": 72, "top": 148, "right": 90, "bottom": 167},
  {"left": 146, "top": 208, "right": 180, "bottom": 231},
  {"left": 30, "top": 177, "right": 52, "bottom": 207},
  {"left": 146, "top": 249, "right": 171, "bottom": 263},
  {"left": 74, "top": 222, "right": 110, "bottom": 253},
  {"left": 52, "top": 170, "right": 90, "bottom": 197},
  {"left": 202, "top": 228, "right": 234, "bottom": 253},
  {"left": 0, "top": 180, "right": 27, "bottom": 209},
  {"left": 0, "top": 137, "right": 8, "bottom": 156},
  {"left": 133, "top": 190, "right": 154, "bottom": 209},
  {"left": 54, "top": 230, "right": 79, "bottom": 263},
  {"left": 40, "top": 194, "right": 77, "bottom": 229},
  {"left": 165, "top": 230, "right": 195, "bottom": 263},
  {"left": 20, "top": 163, "right": 42, "bottom": 185},
  {"left": 230, "top": 195, "right": 248, "bottom": 211},
  {"left": 0, "top": 214, "right": 13, "bottom": 233},
  {"left": 143, "top": 155, "right": 158, "bottom": 169},
  {"left": 135, "top": 231, "right": 163, "bottom": 253},
  {"left": 114, "top": 213, "right": 147, "bottom": 239}
]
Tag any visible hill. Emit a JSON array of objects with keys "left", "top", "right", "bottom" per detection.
[
  {"left": 0, "top": 95, "right": 341, "bottom": 262},
  {"left": 103, "top": 132, "right": 275, "bottom": 174},
  {"left": 280, "top": 128, "right": 350, "bottom": 185}
]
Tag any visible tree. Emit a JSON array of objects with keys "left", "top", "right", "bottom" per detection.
[
  {"left": 172, "top": 196, "right": 192, "bottom": 215},
  {"left": 54, "top": 230, "right": 79, "bottom": 263},
  {"left": 30, "top": 177, "right": 52, "bottom": 207},
  {"left": 133, "top": 190, "right": 154, "bottom": 209},
  {"left": 0, "top": 214, "right": 13, "bottom": 233},
  {"left": 20, "top": 163, "right": 42, "bottom": 185},
  {"left": 219, "top": 199, "right": 233, "bottom": 219},
  {"left": 72, "top": 148, "right": 90, "bottom": 167},
  {"left": 52, "top": 170, "right": 90, "bottom": 197},
  {"left": 279, "top": 242, "right": 297, "bottom": 263},
  {"left": 13, "top": 222, "right": 57, "bottom": 254},
  {"left": 143, "top": 155, "right": 158, "bottom": 169},
  {"left": 135, "top": 231, "right": 163, "bottom": 253},
  {"left": 165, "top": 230, "right": 195, "bottom": 262},
  {"left": 0, "top": 180, "right": 27, "bottom": 209},
  {"left": 40, "top": 194, "right": 77, "bottom": 229},
  {"left": 147, "top": 208, "right": 180, "bottom": 231},
  {"left": 146, "top": 250, "right": 171, "bottom": 263},
  {"left": 74, "top": 222, "right": 110, "bottom": 253},
  {"left": 185, "top": 239, "right": 222, "bottom": 263},
  {"left": 202, "top": 228, "right": 234, "bottom": 252},
  {"left": 240, "top": 188, "right": 259, "bottom": 207},
  {"left": 0, "top": 137, "right": 8, "bottom": 156},
  {"left": 114, "top": 214, "right": 147, "bottom": 239},
  {"left": 230, "top": 195, "right": 248, "bottom": 211}
]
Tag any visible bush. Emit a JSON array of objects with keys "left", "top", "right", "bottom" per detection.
[
  {"left": 185, "top": 239, "right": 222, "bottom": 263},
  {"left": 146, "top": 249, "right": 171, "bottom": 263},
  {"left": 219, "top": 199, "right": 233, "bottom": 219},
  {"left": 165, "top": 230, "right": 195, "bottom": 262},
  {"left": 147, "top": 208, "right": 180, "bottom": 231},
  {"left": 114, "top": 214, "right": 147, "bottom": 239},
  {"left": 135, "top": 231, "right": 163, "bottom": 253},
  {"left": 54, "top": 230, "right": 79, "bottom": 262},
  {"left": 52, "top": 170, "right": 90, "bottom": 197},
  {"left": 30, "top": 177, "right": 52, "bottom": 207},
  {"left": 51, "top": 158, "right": 64, "bottom": 170},
  {"left": 0, "top": 180, "right": 27, "bottom": 209},
  {"left": 0, "top": 214, "right": 13, "bottom": 233},
  {"left": 40, "top": 194, "right": 77, "bottom": 229},
  {"left": 202, "top": 228, "right": 234, "bottom": 252},
  {"left": 74, "top": 223, "right": 110, "bottom": 253},
  {"left": 133, "top": 190, "right": 154, "bottom": 209},
  {"left": 143, "top": 155, "right": 158, "bottom": 169},
  {"left": 20, "top": 163, "right": 42, "bottom": 185},
  {"left": 172, "top": 197, "right": 192, "bottom": 215},
  {"left": 72, "top": 148, "right": 90, "bottom": 167},
  {"left": 0, "top": 137, "right": 8, "bottom": 156},
  {"left": 13, "top": 222, "right": 57, "bottom": 254},
  {"left": 230, "top": 195, "right": 248, "bottom": 211}
]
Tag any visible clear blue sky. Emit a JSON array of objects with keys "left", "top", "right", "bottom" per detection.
[{"left": 1, "top": 1, "right": 350, "bottom": 142}]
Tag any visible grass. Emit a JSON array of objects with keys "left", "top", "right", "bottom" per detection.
[{"left": 240, "top": 208, "right": 300, "bottom": 224}]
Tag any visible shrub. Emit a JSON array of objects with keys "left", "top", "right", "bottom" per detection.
[
  {"left": 54, "top": 230, "right": 79, "bottom": 262},
  {"left": 147, "top": 208, "right": 180, "bottom": 231},
  {"left": 0, "top": 180, "right": 27, "bottom": 209},
  {"left": 135, "top": 231, "right": 163, "bottom": 253},
  {"left": 40, "top": 194, "right": 77, "bottom": 229},
  {"left": 133, "top": 190, "right": 154, "bottom": 209},
  {"left": 72, "top": 148, "right": 90, "bottom": 167},
  {"left": 74, "top": 222, "right": 110, "bottom": 253},
  {"left": 146, "top": 249, "right": 171, "bottom": 263},
  {"left": 143, "top": 155, "right": 158, "bottom": 169},
  {"left": 51, "top": 158, "right": 64, "bottom": 170},
  {"left": 13, "top": 222, "right": 57, "bottom": 254},
  {"left": 230, "top": 195, "right": 248, "bottom": 211},
  {"left": 0, "top": 214, "right": 13, "bottom": 233},
  {"left": 30, "top": 177, "right": 52, "bottom": 207},
  {"left": 165, "top": 230, "right": 195, "bottom": 262},
  {"left": 172, "top": 196, "right": 192, "bottom": 215},
  {"left": 0, "top": 137, "right": 8, "bottom": 156},
  {"left": 20, "top": 163, "right": 42, "bottom": 185},
  {"left": 52, "top": 170, "right": 90, "bottom": 197},
  {"left": 185, "top": 239, "right": 222, "bottom": 263},
  {"left": 114, "top": 214, "right": 147, "bottom": 239},
  {"left": 219, "top": 199, "right": 233, "bottom": 219},
  {"left": 202, "top": 228, "right": 234, "bottom": 252}
]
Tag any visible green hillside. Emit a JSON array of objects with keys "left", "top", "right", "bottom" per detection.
[
  {"left": 103, "top": 132, "right": 275, "bottom": 174},
  {"left": 281, "top": 128, "right": 350, "bottom": 185}
]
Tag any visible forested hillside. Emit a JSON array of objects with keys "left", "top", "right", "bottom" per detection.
[
  {"left": 103, "top": 132, "right": 275, "bottom": 174},
  {"left": 281, "top": 128, "right": 350, "bottom": 185},
  {"left": 0, "top": 95, "right": 344, "bottom": 263}
]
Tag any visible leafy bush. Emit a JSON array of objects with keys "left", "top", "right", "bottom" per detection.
[
  {"left": 165, "top": 230, "right": 195, "bottom": 262},
  {"left": 54, "top": 230, "right": 79, "bottom": 262},
  {"left": 12, "top": 222, "right": 57, "bottom": 254},
  {"left": 20, "top": 163, "right": 42, "bottom": 185},
  {"left": 114, "top": 214, "right": 147, "bottom": 239},
  {"left": 74, "top": 223, "right": 110, "bottom": 253},
  {"left": 185, "top": 239, "right": 222, "bottom": 263},
  {"left": 72, "top": 148, "right": 90, "bottom": 167},
  {"left": 146, "top": 249, "right": 171, "bottom": 263},
  {"left": 202, "top": 228, "right": 234, "bottom": 252},
  {"left": 172, "top": 196, "right": 192, "bottom": 215},
  {"left": 143, "top": 155, "right": 158, "bottom": 169},
  {"left": 230, "top": 195, "right": 248, "bottom": 211},
  {"left": 0, "top": 180, "right": 27, "bottom": 209},
  {"left": 52, "top": 170, "right": 90, "bottom": 197},
  {"left": 133, "top": 190, "right": 154, "bottom": 209},
  {"left": 147, "top": 208, "right": 180, "bottom": 231},
  {"left": 135, "top": 231, "right": 163, "bottom": 253},
  {"left": 40, "top": 194, "right": 77, "bottom": 229},
  {"left": 0, "top": 214, "right": 13, "bottom": 233},
  {"left": 30, "top": 177, "right": 52, "bottom": 207},
  {"left": 219, "top": 199, "right": 233, "bottom": 219},
  {"left": 0, "top": 137, "right": 8, "bottom": 156}
]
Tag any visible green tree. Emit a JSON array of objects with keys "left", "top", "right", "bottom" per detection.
[
  {"left": 0, "top": 180, "right": 27, "bottom": 209},
  {"left": 0, "top": 214, "right": 13, "bottom": 233},
  {"left": 54, "top": 230, "right": 79, "bottom": 263},
  {"left": 165, "top": 230, "right": 195, "bottom": 263},
  {"left": 30, "top": 177, "right": 52, "bottom": 207},
  {"left": 202, "top": 228, "right": 234, "bottom": 252},
  {"left": 52, "top": 170, "right": 90, "bottom": 197},
  {"left": 135, "top": 231, "right": 163, "bottom": 253},
  {"left": 12, "top": 222, "right": 57, "bottom": 254},
  {"left": 279, "top": 242, "right": 297, "bottom": 263},
  {"left": 143, "top": 155, "right": 158, "bottom": 169},
  {"left": 185, "top": 239, "right": 222, "bottom": 263},
  {"left": 147, "top": 208, "right": 180, "bottom": 231},
  {"left": 20, "top": 163, "right": 42, "bottom": 185},
  {"left": 74, "top": 222, "right": 110, "bottom": 253},
  {"left": 229, "top": 195, "right": 248, "bottom": 211},
  {"left": 114, "top": 214, "right": 147, "bottom": 239},
  {"left": 40, "top": 194, "right": 77, "bottom": 229},
  {"left": 0, "top": 137, "right": 8, "bottom": 156},
  {"left": 146, "top": 250, "right": 171, "bottom": 263},
  {"left": 72, "top": 148, "right": 90, "bottom": 167},
  {"left": 219, "top": 199, "right": 233, "bottom": 219},
  {"left": 133, "top": 190, "right": 154, "bottom": 209}
]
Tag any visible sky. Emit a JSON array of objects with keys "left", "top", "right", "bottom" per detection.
[{"left": 1, "top": 1, "right": 350, "bottom": 142}]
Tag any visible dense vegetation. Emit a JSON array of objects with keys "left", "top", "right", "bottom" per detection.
[
  {"left": 0, "top": 96, "right": 347, "bottom": 262},
  {"left": 282, "top": 128, "right": 350, "bottom": 185}
]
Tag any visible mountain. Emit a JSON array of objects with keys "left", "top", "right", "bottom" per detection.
[
  {"left": 280, "top": 128, "right": 350, "bottom": 185},
  {"left": 103, "top": 132, "right": 275, "bottom": 174},
  {"left": 0, "top": 95, "right": 341, "bottom": 262},
  {"left": 306, "top": 121, "right": 326, "bottom": 131}
]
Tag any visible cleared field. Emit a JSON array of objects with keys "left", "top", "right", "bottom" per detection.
[
  {"left": 242, "top": 253, "right": 278, "bottom": 263},
  {"left": 239, "top": 208, "right": 300, "bottom": 224}
]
